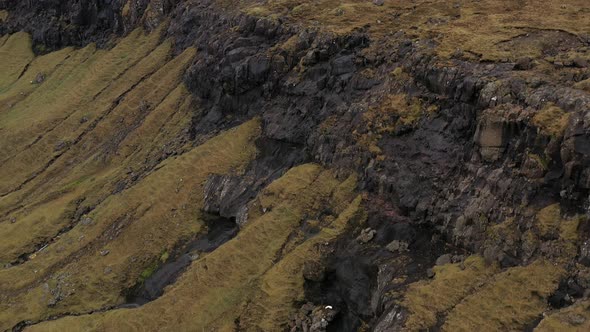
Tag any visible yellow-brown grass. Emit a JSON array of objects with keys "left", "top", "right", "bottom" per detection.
[
  {"left": 25, "top": 164, "right": 360, "bottom": 331},
  {"left": 215, "top": 0, "right": 590, "bottom": 61},
  {"left": 0, "top": 117, "right": 261, "bottom": 329},
  {"left": 442, "top": 260, "right": 563, "bottom": 331},
  {"left": 532, "top": 105, "right": 571, "bottom": 138},
  {"left": 0, "top": 28, "right": 167, "bottom": 195},
  {"left": 0, "top": 32, "right": 34, "bottom": 90},
  {"left": 403, "top": 256, "right": 498, "bottom": 330},
  {"left": 535, "top": 299, "right": 590, "bottom": 331},
  {"left": 0, "top": 26, "right": 233, "bottom": 329}
]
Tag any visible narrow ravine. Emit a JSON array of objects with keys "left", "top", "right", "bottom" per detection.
[
  {"left": 10, "top": 213, "right": 240, "bottom": 331},
  {"left": 124, "top": 213, "right": 239, "bottom": 306},
  {"left": 2, "top": 1, "right": 590, "bottom": 331}
]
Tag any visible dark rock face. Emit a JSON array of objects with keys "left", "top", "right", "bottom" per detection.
[
  {"left": 175, "top": 12, "right": 590, "bottom": 326},
  {"left": 474, "top": 114, "right": 508, "bottom": 162},
  {"left": 203, "top": 137, "right": 306, "bottom": 225},
  {"left": 3, "top": 0, "right": 590, "bottom": 330},
  {"left": 0, "top": 0, "right": 122, "bottom": 51},
  {"left": 0, "top": 0, "right": 175, "bottom": 52}
]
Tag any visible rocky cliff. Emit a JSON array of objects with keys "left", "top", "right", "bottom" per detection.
[{"left": 1, "top": 1, "right": 590, "bottom": 331}]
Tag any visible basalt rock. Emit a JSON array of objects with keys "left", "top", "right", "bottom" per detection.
[
  {"left": 202, "top": 137, "right": 306, "bottom": 225},
  {"left": 2, "top": 1, "right": 590, "bottom": 331},
  {"left": 176, "top": 10, "right": 590, "bottom": 327},
  {"left": 474, "top": 114, "right": 508, "bottom": 162},
  {"left": 1, "top": 0, "right": 126, "bottom": 51},
  {"left": 0, "top": 0, "right": 177, "bottom": 52}
]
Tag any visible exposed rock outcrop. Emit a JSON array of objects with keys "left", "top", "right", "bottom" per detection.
[{"left": 1, "top": 0, "right": 590, "bottom": 331}]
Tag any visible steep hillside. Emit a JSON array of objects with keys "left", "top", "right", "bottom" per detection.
[{"left": 1, "top": 1, "right": 590, "bottom": 331}]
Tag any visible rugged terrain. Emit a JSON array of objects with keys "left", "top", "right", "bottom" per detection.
[{"left": 0, "top": 0, "right": 590, "bottom": 331}]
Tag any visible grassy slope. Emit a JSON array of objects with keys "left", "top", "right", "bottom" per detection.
[
  {"left": 0, "top": 0, "right": 588, "bottom": 330},
  {"left": 224, "top": 0, "right": 590, "bottom": 61},
  {"left": 0, "top": 28, "right": 167, "bottom": 195},
  {"left": 404, "top": 202, "right": 583, "bottom": 331},
  {"left": 26, "top": 165, "right": 362, "bottom": 331},
  {"left": 0, "top": 31, "right": 34, "bottom": 90},
  {"left": 403, "top": 256, "right": 499, "bottom": 330},
  {"left": 0, "top": 28, "right": 361, "bottom": 331},
  {"left": 0, "top": 115, "right": 260, "bottom": 329},
  {"left": 0, "top": 28, "right": 236, "bottom": 329},
  {"left": 442, "top": 260, "right": 563, "bottom": 331},
  {"left": 403, "top": 256, "right": 563, "bottom": 331},
  {"left": 535, "top": 299, "right": 590, "bottom": 331},
  {"left": 0, "top": 32, "right": 187, "bottom": 267},
  {"left": 0, "top": 27, "right": 186, "bottom": 244}
]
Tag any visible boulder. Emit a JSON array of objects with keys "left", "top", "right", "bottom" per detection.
[
  {"left": 426, "top": 268, "right": 435, "bottom": 278},
  {"left": 521, "top": 154, "right": 546, "bottom": 179},
  {"left": 189, "top": 251, "right": 200, "bottom": 261},
  {"left": 303, "top": 261, "right": 326, "bottom": 282},
  {"left": 386, "top": 240, "right": 409, "bottom": 253},
  {"left": 80, "top": 216, "right": 93, "bottom": 226},
  {"left": 357, "top": 228, "right": 377, "bottom": 243},
  {"left": 331, "top": 55, "right": 355, "bottom": 75},
  {"left": 573, "top": 57, "right": 588, "bottom": 68},
  {"left": 34, "top": 72, "right": 46, "bottom": 84},
  {"left": 451, "top": 254, "right": 465, "bottom": 263},
  {"left": 435, "top": 254, "right": 452, "bottom": 266},
  {"left": 248, "top": 56, "right": 271, "bottom": 82},
  {"left": 474, "top": 115, "right": 506, "bottom": 162},
  {"left": 579, "top": 240, "right": 590, "bottom": 266},
  {"left": 513, "top": 57, "right": 534, "bottom": 70}
]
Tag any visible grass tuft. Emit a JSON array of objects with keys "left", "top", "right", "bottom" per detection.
[{"left": 532, "top": 104, "right": 570, "bottom": 138}]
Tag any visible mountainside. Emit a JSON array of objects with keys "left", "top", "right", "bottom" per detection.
[{"left": 1, "top": 1, "right": 590, "bottom": 331}]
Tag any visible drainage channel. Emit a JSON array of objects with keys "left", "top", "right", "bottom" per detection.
[{"left": 123, "top": 213, "right": 238, "bottom": 306}]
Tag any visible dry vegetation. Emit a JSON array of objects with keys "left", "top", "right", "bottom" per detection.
[
  {"left": 574, "top": 78, "right": 590, "bottom": 92},
  {"left": 534, "top": 203, "right": 583, "bottom": 264},
  {"left": 26, "top": 165, "right": 362, "bottom": 331},
  {"left": 355, "top": 93, "right": 430, "bottom": 156},
  {"left": 220, "top": 0, "right": 590, "bottom": 61},
  {"left": 0, "top": 0, "right": 588, "bottom": 330},
  {"left": 403, "top": 257, "right": 563, "bottom": 331},
  {"left": 442, "top": 260, "right": 563, "bottom": 331},
  {"left": 536, "top": 299, "right": 590, "bottom": 331},
  {"left": 0, "top": 31, "right": 34, "bottom": 89},
  {"left": 532, "top": 105, "right": 571, "bottom": 138},
  {"left": 0, "top": 30, "right": 362, "bottom": 329},
  {"left": 0, "top": 27, "right": 225, "bottom": 329},
  {"left": 403, "top": 255, "right": 499, "bottom": 330},
  {"left": 404, "top": 202, "right": 584, "bottom": 331}
]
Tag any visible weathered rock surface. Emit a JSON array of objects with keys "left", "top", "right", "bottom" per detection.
[{"left": 1, "top": 0, "right": 590, "bottom": 331}]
